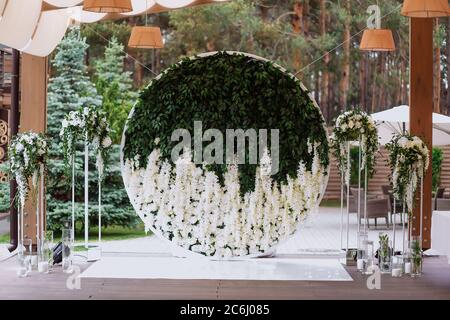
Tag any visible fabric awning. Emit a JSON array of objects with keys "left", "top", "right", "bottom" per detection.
[{"left": 0, "top": 0, "right": 226, "bottom": 56}]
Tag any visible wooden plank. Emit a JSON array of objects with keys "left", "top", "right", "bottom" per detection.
[
  {"left": 0, "top": 256, "right": 449, "bottom": 299},
  {"left": 409, "top": 18, "right": 434, "bottom": 250},
  {"left": 19, "top": 54, "right": 47, "bottom": 246}
]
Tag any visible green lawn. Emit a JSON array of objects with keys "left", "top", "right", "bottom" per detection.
[
  {"left": 0, "top": 223, "right": 148, "bottom": 244},
  {"left": 0, "top": 233, "right": 9, "bottom": 244},
  {"left": 320, "top": 199, "right": 343, "bottom": 207}
]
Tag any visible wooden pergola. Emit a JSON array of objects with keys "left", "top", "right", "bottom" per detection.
[{"left": 1, "top": 1, "right": 443, "bottom": 251}]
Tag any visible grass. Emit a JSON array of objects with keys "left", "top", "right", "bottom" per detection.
[
  {"left": 0, "top": 233, "right": 9, "bottom": 244},
  {"left": 320, "top": 199, "right": 342, "bottom": 207},
  {"left": 0, "top": 223, "right": 148, "bottom": 245}
]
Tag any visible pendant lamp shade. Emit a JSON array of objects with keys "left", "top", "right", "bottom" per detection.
[
  {"left": 83, "top": 0, "right": 133, "bottom": 13},
  {"left": 359, "top": 29, "right": 396, "bottom": 52},
  {"left": 128, "top": 26, "right": 164, "bottom": 49},
  {"left": 401, "top": 0, "right": 449, "bottom": 18}
]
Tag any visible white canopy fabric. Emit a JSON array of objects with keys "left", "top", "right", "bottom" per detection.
[
  {"left": 22, "top": 9, "right": 71, "bottom": 57},
  {"left": 372, "top": 105, "right": 450, "bottom": 146},
  {"left": 0, "top": 0, "right": 43, "bottom": 50},
  {"left": 44, "top": 0, "right": 83, "bottom": 6},
  {"left": 0, "top": 0, "right": 226, "bottom": 56},
  {"left": 0, "top": 0, "right": 7, "bottom": 17}
]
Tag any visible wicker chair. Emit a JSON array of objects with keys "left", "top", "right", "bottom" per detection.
[
  {"left": 436, "top": 198, "right": 450, "bottom": 211},
  {"left": 381, "top": 185, "right": 404, "bottom": 224},
  {"left": 349, "top": 187, "right": 390, "bottom": 228}
]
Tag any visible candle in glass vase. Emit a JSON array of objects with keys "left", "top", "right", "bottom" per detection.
[
  {"left": 404, "top": 262, "right": 411, "bottom": 274},
  {"left": 38, "top": 261, "right": 49, "bottom": 273},
  {"left": 357, "top": 259, "right": 364, "bottom": 271},
  {"left": 392, "top": 268, "right": 402, "bottom": 277},
  {"left": 17, "top": 267, "right": 27, "bottom": 277}
]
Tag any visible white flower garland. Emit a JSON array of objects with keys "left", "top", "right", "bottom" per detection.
[
  {"left": 8, "top": 132, "right": 49, "bottom": 207},
  {"left": 330, "top": 109, "right": 379, "bottom": 184},
  {"left": 123, "top": 141, "right": 327, "bottom": 259},
  {"left": 386, "top": 134, "right": 430, "bottom": 213},
  {"left": 60, "top": 107, "right": 112, "bottom": 177}
]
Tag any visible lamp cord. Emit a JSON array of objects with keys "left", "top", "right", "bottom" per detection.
[{"left": 82, "top": 24, "right": 158, "bottom": 76}]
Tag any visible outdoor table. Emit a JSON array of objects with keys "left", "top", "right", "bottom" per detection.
[{"left": 431, "top": 211, "right": 450, "bottom": 263}]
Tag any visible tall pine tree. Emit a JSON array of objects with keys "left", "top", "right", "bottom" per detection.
[
  {"left": 95, "top": 36, "right": 137, "bottom": 143},
  {"left": 46, "top": 28, "right": 138, "bottom": 233}
]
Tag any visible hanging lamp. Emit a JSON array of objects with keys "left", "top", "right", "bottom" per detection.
[
  {"left": 83, "top": 0, "right": 133, "bottom": 13},
  {"left": 128, "top": 26, "right": 164, "bottom": 49},
  {"left": 359, "top": 4, "right": 396, "bottom": 52},
  {"left": 401, "top": 0, "right": 449, "bottom": 18},
  {"left": 128, "top": 0, "right": 164, "bottom": 49},
  {"left": 360, "top": 29, "right": 396, "bottom": 51}
]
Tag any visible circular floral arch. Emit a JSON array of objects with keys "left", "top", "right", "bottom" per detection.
[{"left": 121, "top": 52, "right": 330, "bottom": 259}]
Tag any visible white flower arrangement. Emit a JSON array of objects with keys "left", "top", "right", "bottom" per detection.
[
  {"left": 330, "top": 109, "right": 379, "bottom": 184},
  {"left": 8, "top": 132, "right": 49, "bottom": 207},
  {"left": 60, "top": 106, "right": 112, "bottom": 178},
  {"left": 123, "top": 141, "right": 327, "bottom": 259},
  {"left": 386, "top": 134, "right": 430, "bottom": 213}
]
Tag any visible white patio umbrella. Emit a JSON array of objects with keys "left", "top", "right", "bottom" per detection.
[{"left": 371, "top": 105, "right": 450, "bottom": 146}]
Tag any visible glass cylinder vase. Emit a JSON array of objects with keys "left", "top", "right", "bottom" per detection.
[
  {"left": 62, "top": 228, "right": 74, "bottom": 274},
  {"left": 38, "top": 231, "right": 54, "bottom": 274},
  {"left": 409, "top": 236, "right": 423, "bottom": 277},
  {"left": 357, "top": 231, "right": 368, "bottom": 273},
  {"left": 391, "top": 255, "right": 404, "bottom": 278},
  {"left": 17, "top": 239, "right": 32, "bottom": 277},
  {"left": 378, "top": 232, "right": 392, "bottom": 274}
]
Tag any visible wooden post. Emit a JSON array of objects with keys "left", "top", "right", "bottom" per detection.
[
  {"left": 409, "top": 18, "right": 433, "bottom": 250},
  {"left": 19, "top": 54, "right": 48, "bottom": 246},
  {"left": 8, "top": 49, "right": 20, "bottom": 252}
]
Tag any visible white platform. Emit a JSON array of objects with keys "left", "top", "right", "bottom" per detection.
[
  {"left": 80, "top": 256, "right": 352, "bottom": 281},
  {"left": 98, "top": 207, "right": 407, "bottom": 256}
]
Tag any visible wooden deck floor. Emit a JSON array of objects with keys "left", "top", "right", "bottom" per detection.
[{"left": 1, "top": 255, "right": 450, "bottom": 300}]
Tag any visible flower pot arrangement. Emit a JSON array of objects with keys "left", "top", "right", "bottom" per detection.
[
  {"left": 8, "top": 132, "right": 49, "bottom": 249},
  {"left": 386, "top": 134, "right": 430, "bottom": 277},
  {"left": 60, "top": 106, "right": 112, "bottom": 247},
  {"left": 330, "top": 109, "right": 379, "bottom": 267}
]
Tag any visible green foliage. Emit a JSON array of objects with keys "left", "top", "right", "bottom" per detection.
[
  {"left": 123, "top": 52, "right": 329, "bottom": 194},
  {"left": 46, "top": 29, "right": 137, "bottom": 232},
  {"left": 432, "top": 147, "right": 444, "bottom": 192},
  {"left": 0, "top": 182, "right": 9, "bottom": 213},
  {"left": 350, "top": 146, "right": 360, "bottom": 186},
  {"left": 95, "top": 37, "right": 137, "bottom": 143},
  {"left": 46, "top": 145, "right": 138, "bottom": 232}
]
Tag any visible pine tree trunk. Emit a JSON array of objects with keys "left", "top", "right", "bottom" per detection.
[
  {"left": 401, "top": 48, "right": 408, "bottom": 104},
  {"left": 434, "top": 19, "right": 441, "bottom": 113},
  {"left": 379, "top": 53, "right": 386, "bottom": 109},
  {"left": 292, "top": 2, "right": 304, "bottom": 70},
  {"left": 320, "top": 0, "right": 330, "bottom": 121},
  {"left": 339, "top": 0, "right": 351, "bottom": 109},
  {"left": 447, "top": 19, "right": 450, "bottom": 114},
  {"left": 359, "top": 53, "right": 367, "bottom": 109}
]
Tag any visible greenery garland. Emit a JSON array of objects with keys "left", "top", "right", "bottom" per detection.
[
  {"left": 386, "top": 134, "right": 430, "bottom": 213},
  {"left": 330, "top": 109, "right": 379, "bottom": 184},
  {"left": 8, "top": 132, "right": 49, "bottom": 206},
  {"left": 60, "top": 106, "right": 112, "bottom": 179},
  {"left": 123, "top": 52, "right": 329, "bottom": 194}
]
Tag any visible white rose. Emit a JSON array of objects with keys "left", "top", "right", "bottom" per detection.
[
  {"left": 62, "top": 119, "right": 68, "bottom": 128},
  {"left": 16, "top": 143, "right": 24, "bottom": 152},
  {"left": 348, "top": 120, "right": 354, "bottom": 129},
  {"left": 102, "top": 136, "right": 112, "bottom": 148},
  {"left": 83, "top": 107, "right": 89, "bottom": 115}
]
